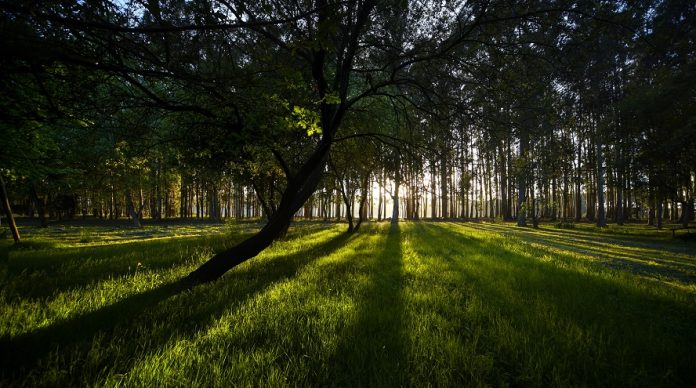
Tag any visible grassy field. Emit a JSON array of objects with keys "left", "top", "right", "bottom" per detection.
[{"left": 1, "top": 220, "right": 695, "bottom": 386}]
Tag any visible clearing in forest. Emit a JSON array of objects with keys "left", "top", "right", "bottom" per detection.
[{"left": 1, "top": 221, "right": 695, "bottom": 386}]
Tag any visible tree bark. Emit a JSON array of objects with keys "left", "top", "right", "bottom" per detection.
[
  {"left": 430, "top": 161, "right": 437, "bottom": 218},
  {"left": 500, "top": 143, "right": 508, "bottom": 220},
  {"left": 551, "top": 176, "right": 557, "bottom": 221},
  {"left": 440, "top": 155, "right": 448, "bottom": 219},
  {"left": 354, "top": 172, "right": 370, "bottom": 232},
  {"left": 392, "top": 167, "right": 400, "bottom": 224},
  {"left": 506, "top": 139, "right": 513, "bottom": 219},
  {"left": 125, "top": 188, "right": 142, "bottom": 228},
  {"left": 339, "top": 180, "right": 354, "bottom": 233},
  {"left": 596, "top": 139, "right": 606, "bottom": 227},
  {"left": 0, "top": 175, "right": 21, "bottom": 243},
  {"left": 517, "top": 129, "right": 528, "bottom": 227},
  {"left": 683, "top": 200, "right": 692, "bottom": 228},
  {"left": 656, "top": 193, "right": 663, "bottom": 229},
  {"left": 616, "top": 149, "right": 624, "bottom": 226},
  {"left": 377, "top": 173, "right": 383, "bottom": 221},
  {"left": 391, "top": 191, "right": 399, "bottom": 223},
  {"left": 648, "top": 183, "right": 655, "bottom": 226},
  {"left": 209, "top": 184, "right": 221, "bottom": 222},
  {"left": 331, "top": 159, "right": 354, "bottom": 233}
]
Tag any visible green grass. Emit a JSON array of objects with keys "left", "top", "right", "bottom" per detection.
[{"left": 1, "top": 221, "right": 695, "bottom": 386}]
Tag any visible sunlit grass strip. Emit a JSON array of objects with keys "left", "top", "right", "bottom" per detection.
[{"left": 16, "top": 223, "right": 251, "bottom": 248}]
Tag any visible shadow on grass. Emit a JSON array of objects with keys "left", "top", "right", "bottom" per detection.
[
  {"left": 1, "top": 229, "right": 265, "bottom": 301},
  {"left": 4, "top": 224, "right": 334, "bottom": 301},
  {"left": 0, "top": 230, "right": 353, "bottom": 383},
  {"left": 328, "top": 223, "right": 407, "bottom": 386},
  {"left": 464, "top": 222, "right": 696, "bottom": 284},
  {"left": 0, "top": 243, "right": 10, "bottom": 264},
  {"left": 467, "top": 222, "right": 689, "bottom": 251},
  {"left": 415, "top": 222, "right": 696, "bottom": 386}
]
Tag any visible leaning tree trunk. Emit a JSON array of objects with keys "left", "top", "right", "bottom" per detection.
[
  {"left": 185, "top": 139, "right": 332, "bottom": 284},
  {"left": 0, "top": 175, "right": 21, "bottom": 243},
  {"left": 185, "top": 0, "right": 373, "bottom": 284}
]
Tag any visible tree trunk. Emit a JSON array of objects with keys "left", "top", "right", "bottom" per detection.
[
  {"left": 517, "top": 130, "right": 528, "bottom": 227},
  {"left": 0, "top": 175, "right": 21, "bottom": 243},
  {"left": 30, "top": 184, "right": 47, "bottom": 228},
  {"left": 125, "top": 189, "right": 142, "bottom": 228},
  {"left": 617, "top": 158, "right": 624, "bottom": 225},
  {"left": 354, "top": 172, "right": 370, "bottom": 232},
  {"left": 185, "top": 139, "right": 332, "bottom": 284},
  {"left": 252, "top": 181, "right": 274, "bottom": 222},
  {"left": 342, "top": 188, "right": 354, "bottom": 233},
  {"left": 551, "top": 176, "right": 557, "bottom": 221},
  {"left": 181, "top": 179, "right": 187, "bottom": 218},
  {"left": 656, "top": 193, "right": 663, "bottom": 229},
  {"left": 562, "top": 166, "right": 569, "bottom": 220},
  {"left": 596, "top": 140, "right": 606, "bottom": 227},
  {"left": 235, "top": 185, "right": 243, "bottom": 219},
  {"left": 574, "top": 176, "right": 582, "bottom": 222},
  {"left": 506, "top": 139, "right": 513, "bottom": 219},
  {"left": 391, "top": 191, "right": 399, "bottom": 223},
  {"left": 648, "top": 183, "right": 655, "bottom": 226},
  {"left": 500, "top": 144, "right": 508, "bottom": 220},
  {"left": 517, "top": 176, "right": 526, "bottom": 226},
  {"left": 392, "top": 170, "right": 400, "bottom": 224},
  {"left": 331, "top": 161, "right": 354, "bottom": 233},
  {"left": 490, "top": 157, "right": 496, "bottom": 219},
  {"left": 377, "top": 177, "right": 383, "bottom": 221},
  {"left": 682, "top": 200, "right": 692, "bottom": 228},
  {"left": 440, "top": 155, "right": 448, "bottom": 219},
  {"left": 430, "top": 161, "right": 437, "bottom": 219},
  {"left": 335, "top": 187, "right": 342, "bottom": 221}
]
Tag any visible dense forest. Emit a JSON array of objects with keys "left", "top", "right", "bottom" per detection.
[{"left": 1, "top": 1, "right": 694, "bottom": 281}]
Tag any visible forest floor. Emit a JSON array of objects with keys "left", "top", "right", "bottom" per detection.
[{"left": 1, "top": 221, "right": 695, "bottom": 386}]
